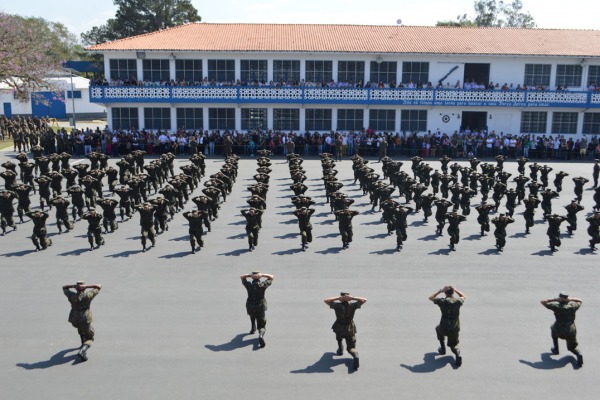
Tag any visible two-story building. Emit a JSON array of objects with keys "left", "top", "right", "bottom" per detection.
[{"left": 87, "top": 23, "right": 600, "bottom": 138}]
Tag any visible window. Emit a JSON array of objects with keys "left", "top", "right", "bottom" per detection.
[
  {"left": 144, "top": 108, "right": 170, "bottom": 130},
  {"left": 523, "top": 64, "right": 551, "bottom": 86},
  {"left": 556, "top": 65, "right": 582, "bottom": 87},
  {"left": 305, "top": 61, "right": 332, "bottom": 84},
  {"left": 583, "top": 113, "right": 600, "bottom": 134},
  {"left": 109, "top": 59, "right": 137, "bottom": 81},
  {"left": 66, "top": 91, "right": 82, "bottom": 99},
  {"left": 207, "top": 60, "right": 235, "bottom": 83},
  {"left": 241, "top": 108, "right": 267, "bottom": 130},
  {"left": 143, "top": 60, "right": 170, "bottom": 82},
  {"left": 273, "top": 109, "right": 300, "bottom": 131},
  {"left": 520, "top": 111, "right": 547, "bottom": 133},
  {"left": 337, "top": 109, "right": 364, "bottom": 131},
  {"left": 208, "top": 108, "right": 235, "bottom": 130},
  {"left": 402, "top": 62, "right": 429, "bottom": 85},
  {"left": 305, "top": 109, "right": 332, "bottom": 131},
  {"left": 551, "top": 112, "right": 578, "bottom": 134},
  {"left": 175, "top": 60, "right": 203, "bottom": 83},
  {"left": 176, "top": 108, "right": 203, "bottom": 130},
  {"left": 370, "top": 61, "right": 397, "bottom": 85},
  {"left": 241, "top": 60, "right": 268, "bottom": 84},
  {"left": 273, "top": 60, "right": 300, "bottom": 83},
  {"left": 588, "top": 65, "right": 600, "bottom": 86},
  {"left": 400, "top": 110, "right": 427, "bottom": 132},
  {"left": 369, "top": 109, "right": 395, "bottom": 131},
  {"left": 337, "top": 61, "right": 364, "bottom": 85},
  {"left": 112, "top": 107, "right": 139, "bottom": 130}
]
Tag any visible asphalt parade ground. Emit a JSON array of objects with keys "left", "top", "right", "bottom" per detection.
[{"left": 0, "top": 150, "right": 598, "bottom": 400}]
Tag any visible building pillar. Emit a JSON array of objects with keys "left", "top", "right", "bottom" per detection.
[
  {"left": 235, "top": 107, "right": 242, "bottom": 132},
  {"left": 170, "top": 106, "right": 177, "bottom": 132},
  {"left": 138, "top": 106, "right": 144, "bottom": 131},
  {"left": 136, "top": 59, "right": 144, "bottom": 82},
  {"left": 299, "top": 107, "right": 306, "bottom": 132},
  {"left": 331, "top": 108, "right": 338, "bottom": 132}
]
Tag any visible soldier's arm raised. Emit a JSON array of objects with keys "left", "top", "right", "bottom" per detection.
[
  {"left": 429, "top": 287, "right": 446, "bottom": 302},
  {"left": 452, "top": 286, "right": 465, "bottom": 299},
  {"left": 324, "top": 296, "right": 340, "bottom": 306}
]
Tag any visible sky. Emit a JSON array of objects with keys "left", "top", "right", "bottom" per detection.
[{"left": 1, "top": 0, "right": 598, "bottom": 39}]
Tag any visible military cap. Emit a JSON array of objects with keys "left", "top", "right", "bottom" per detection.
[
  {"left": 559, "top": 292, "right": 569, "bottom": 299},
  {"left": 340, "top": 291, "right": 350, "bottom": 296}
]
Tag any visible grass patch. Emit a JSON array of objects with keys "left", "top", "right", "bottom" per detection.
[{"left": 0, "top": 141, "right": 13, "bottom": 151}]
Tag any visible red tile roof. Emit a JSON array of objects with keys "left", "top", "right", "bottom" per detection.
[{"left": 87, "top": 23, "right": 600, "bottom": 57}]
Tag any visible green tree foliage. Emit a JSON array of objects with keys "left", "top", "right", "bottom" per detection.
[
  {"left": 82, "top": 0, "right": 201, "bottom": 45},
  {"left": 437, "top": 0, "right": 536, "bottom": 28}
]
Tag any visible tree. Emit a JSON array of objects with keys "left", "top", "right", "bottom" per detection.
[
  {"left": 82, "top": 0, "right": 201, "bottom": 46},
  {"left": 436, "top": 0, "right": 536, "bottom": 28},
  {"left": 0, "top": 13, "right": 63, "bottom": 99}
]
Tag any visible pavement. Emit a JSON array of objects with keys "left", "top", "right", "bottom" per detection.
[{"left": 0, "top": 150, "right": 598, "bottom": 400}]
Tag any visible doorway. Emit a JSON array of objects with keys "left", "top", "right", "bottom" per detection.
[
  {"left": 463, "top": 63, "right": 490, "bottom": 86},
  {"left": 461, "top": 111, "right": 488, "bottom": 132}
]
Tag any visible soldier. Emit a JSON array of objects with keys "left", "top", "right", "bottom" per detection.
[
  {"left": 67, "top": 184, "right": 85, "bottom": 221},
  {"left": 150, "top": 196, "right": 171, "bottom": 233},
  {"left": 241, "top": 271, "right": 274, "bottom": 348},
  {"left": 475, "top": 201, "right": 493, "bottom": 236},
  {"left": 26, "top": 210, "right": 52, "bottom": 251},
  {"left": 445, "top": 211, "right": 467, "bottom": 251},
  {"left": 517, "top": 156, "right": 529, "bottom": 176},
  {"left": 491, "top": 213, "right": 514, "bottom": 251},
  {"left": 394, "top": 205, "right": 413, "bottom": 251},
  {"left": 434, "top": 198, "right": 453, "bottom": 236},
  {"left": 62, "top": 281, "right": 102, "bottom": 362},
  {"left": 540, "top": 188, "right": 559, "bottom": 216},
  {"left": 135, "top": 202, "right": 157, "bottom": 252},
  {"left": 13, "top": 183, "right": 33, "bottom": 223},
  {"left": 564, "top": 199, "right": 585, "bottom": 235},
  {"left": 114, "top": 184, "right": 133, "bottom": 221},
  {"left": 293, "top": 206, "right": 315, "bottom": 251},
  {"left": 513, "top": 174, "right": 530, "bottom": 204},
  {"left": 97, "top": 198, "right": 119, "bottom": 234},
  {"left": 553, "top": 171, "right": 569, "bottom": 193},
  {"left": 593, "top": 159, "right": 599, "bottom": 188},
  {"left": 183, "top": 209, "right": 205, "bottom": 254},
  {"left": 586, "top": 211, "right": 600, "bottom": 251},
  {"left": 0, "top": 190, "right": 18, "bottom": 235},
  {"left": 523, "top": 194, "right": 541, "bottom": 234},
  {"left": 82, "top": 209, "right": 104, "bottom": 251},
  {"left": 544, "top": 214, "right": 568, "bottom": 252},
  {"left": 572, "top": 176, "right": 589, "bottom": 203},
  {"left": 505, "top": 188, "right": 518, "bottom": 218},
  {"left": 0, "top": 168, "right": 17, "bottom": 191},
  {"left": 49, "top": 195, "right": 73, "bottom": 233},
  {"left": 429, "top": 285, "right": 465, "bottom": 367},
  {"left": 324, "top": 292, "right": 367, "bottom": 371},
  {"left": 242, "top": 208, "right": 263, "bottom": 252},
  {"left": 539, "top": 165, "right": 553, "bottom": 189},
  {"left": 34, "top": 175, "right": 52, "bottom": 211},
  {"left": 541, "top": 292, "right": 583, "bottom": 367},
  {"left": 334, "top": 208, "right": 359, "bottom": 249}
]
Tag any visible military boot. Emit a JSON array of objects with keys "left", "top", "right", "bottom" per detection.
[
  {"left": 551, "top": 338, "right": 559, "bottom": 355},
  {"left": 336, "top": 340, "right": 343, "bottom": 356},
  {"left": 78, "top": 344, "right": 90, "bottom": 362},
  {"left": 351, "top": 351, "right": 360, "bottom": 371},
  {"left": 258, "top": 329, "right": 266, "bottom": 348},
  {"left": 249, "top": 318, "right": 256, "bottom": 334},
  {"left": 576, "top": 353, "right": 583, "bottom": 367},
  {"left": 438, "top": 341, "right": 446, "bottom": 355},
  {"left": 453, "top": 348, "right": 462, "bottom": 367}
]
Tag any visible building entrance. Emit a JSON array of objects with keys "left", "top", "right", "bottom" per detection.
[
  {"left": 463, "top": 63, "right": 490, "bottom": 87},
  {"left": 461, "top": 111, "right": 488, "bottom": 132}
]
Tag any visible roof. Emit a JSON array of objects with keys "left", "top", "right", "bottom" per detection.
[{"left": 87, "top": 23, "right": 600, "bottom": 58}]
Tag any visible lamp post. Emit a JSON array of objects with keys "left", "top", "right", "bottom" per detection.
[{"left": 68, "top": 68, "right": 77, "bottom": 129}]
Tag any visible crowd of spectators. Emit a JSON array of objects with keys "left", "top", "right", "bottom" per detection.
[{"left": 90, "top": 76, "right": 600, "bottom": 92}]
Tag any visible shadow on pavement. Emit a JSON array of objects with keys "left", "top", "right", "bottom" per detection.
[
  {"left": 317, "top": 233, "right": 338, "bottom": 239},
  {"left": 274, "top": 233, "right": 299, "bottom": 239},
  {"left": 400, "top": 352, "right": 457, "bottom": 372},
  {"left": 519, "top": 352, "right": 579, "bottom": 369},
  {"left": 463, "top": 234, "right": 483, "bottom": 241},
  {"left": 279, "top": 219, "right": 297, "bottom": 225},
  {"left": 478, "top": 248, "right": 502, "bottom": 255},
  {"left": 168, "top": 235, "right": 188, "bottom": 242},
  {"left": 58, "top": 248, "right": 92, "bottom": 256},
  {"left": 228, "top": 220, "right": 246, "bottom": 226},
  {"left": 317, "top": 219, "right": 335, "bottom": 226},
  {"left": 205, "top": 333, "right": 256, "bottom": 352},
  {"left": 575, "top": 248, "right": 596, "bottom": 255},
  {"left": 410, "top": 220, "right": 426, "bottom": 227},
  {"left": 272, "top": 248, "right": 304, "bottom": 255},
  {"left": 370, "top": 248, "right": 398, "bottom": 255},
  {"left": 315, "top": 212, "right": 330, "bottom": 218},
  {"left": 226, "top": 233, "right": 247, "bottom": 240},
  {"left": 1, "top": 249, "right": 37, "bottom": 257},
  {"left": 159, "top": 251, "right": 192, "bottom": 259},
  {"left": 105, "top": 249, "right": 144, "bottom": 257},
  {"left": 315, "top": 247, "right": 343, "bottom": 255},
  {"left": 361, "top": 220, "right": 382, "bottom": 226},
  {"left": 217, "top": 249, "right": 247, "bottom": 256},
  {"left": 366, "top": 233, "right": 389, "bottom": 239},
  {"left": 531, "top": 249, "right": 555, "bottom": 256},
  {"left": 290, "top": 352, "right": 354, "bottom": 374},
  {"left": 428, "top": 248, "right": 452, "bottom": 256},
  {"left": 418, "top": 234, "right": 439, "bottom": 242},
  {"left": 16, "top": 348, "right": 80, "bottom": 369},
  {"left": 510, "top": 232, "right": 527, "bottom": 239}
]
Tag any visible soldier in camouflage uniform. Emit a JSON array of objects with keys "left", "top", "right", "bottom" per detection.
[
  {"left": 241, "top": 272, "right": 274, "bottom": 348},
  {"left": 135, "top": 202, "right": 157, "bottom": 252},
  {"left": 62, "top": 281, "right": 102, "bottom": 362},
  {"left": 183, "top": 209, "right": 205, "bottom": 254},
  {"left": 541, "top": 292, "right": 583, "bottom": 367},
  {"left": 82, "top": 209, "right": 104, "bottom": 251},
  {"left": 324, "top": 292, "right": 367, "bottom": 371},
  {"left": 429, "top": 285, "right": 465, "bottom": 367}
]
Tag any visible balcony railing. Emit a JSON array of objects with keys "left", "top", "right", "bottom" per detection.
[{"left": 90, "top": 86, "right": 600, "bottom": 108}]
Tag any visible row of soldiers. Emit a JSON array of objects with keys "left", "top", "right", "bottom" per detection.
[
  {"left": 348, "top": 154, "right": 600, "bottom": 252},
  {"left": 240, "top": 150, "right": 271, "bottom": 252}
]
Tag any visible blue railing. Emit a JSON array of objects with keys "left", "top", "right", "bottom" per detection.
[{"left": 89, "top": 86, "right": 600, "bottom": 109}]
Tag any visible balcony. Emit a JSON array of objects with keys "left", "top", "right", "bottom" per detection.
[{"left": 89, "top": 86, "right": 600, "bottom": 109}]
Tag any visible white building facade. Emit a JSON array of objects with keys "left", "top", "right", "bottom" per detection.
[{"left": 88, "top": 24, "right": 600, "bottom": 138}]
